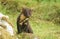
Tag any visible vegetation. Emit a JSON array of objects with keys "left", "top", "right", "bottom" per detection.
[{"left": 0, "top": 0, "right": 60, "bottom": 39}]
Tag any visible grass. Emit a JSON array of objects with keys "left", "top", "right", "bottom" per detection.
[
  {"left": 2, "top": 13, "right": 59, "bottom": 39},
  {"left": 0, "top": 0, "right": 60, "bottom": 39},
  {"left": 30, "top": 19, "right": 59, "bottom": 39}
]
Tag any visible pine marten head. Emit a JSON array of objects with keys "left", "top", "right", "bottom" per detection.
[{"left": 21, "top": 7, "right": 32, "bottom": 18}]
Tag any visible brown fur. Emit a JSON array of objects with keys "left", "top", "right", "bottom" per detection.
[{"left": 17, "top": 7, "right": 33, "bottom": 34}]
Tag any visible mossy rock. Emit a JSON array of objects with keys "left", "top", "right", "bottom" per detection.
[{"left": 0, "top": 27, "right": 14, "bottom": 39}]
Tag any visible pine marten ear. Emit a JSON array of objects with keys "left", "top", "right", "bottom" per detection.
[{"left": 22, "top": 7, "right": 32, "bottom": 18}]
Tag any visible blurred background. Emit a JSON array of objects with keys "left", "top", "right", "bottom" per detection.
[{"left": 0, "top": 0, "right": 60, "bottom": 39}]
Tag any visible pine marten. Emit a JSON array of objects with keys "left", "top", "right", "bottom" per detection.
[{"left": 17, "top": 7, "right": 33, "bottom": 34}]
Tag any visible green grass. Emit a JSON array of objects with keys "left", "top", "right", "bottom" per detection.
[
  {"left": 30, "top": 19, "right": 59, "bottom": 39},
  {"left": 2, "top": 13, "right": 59, "bottom": 39},
  {"left": 0, "top": 0, "right": 60, "bottom": 39}
]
